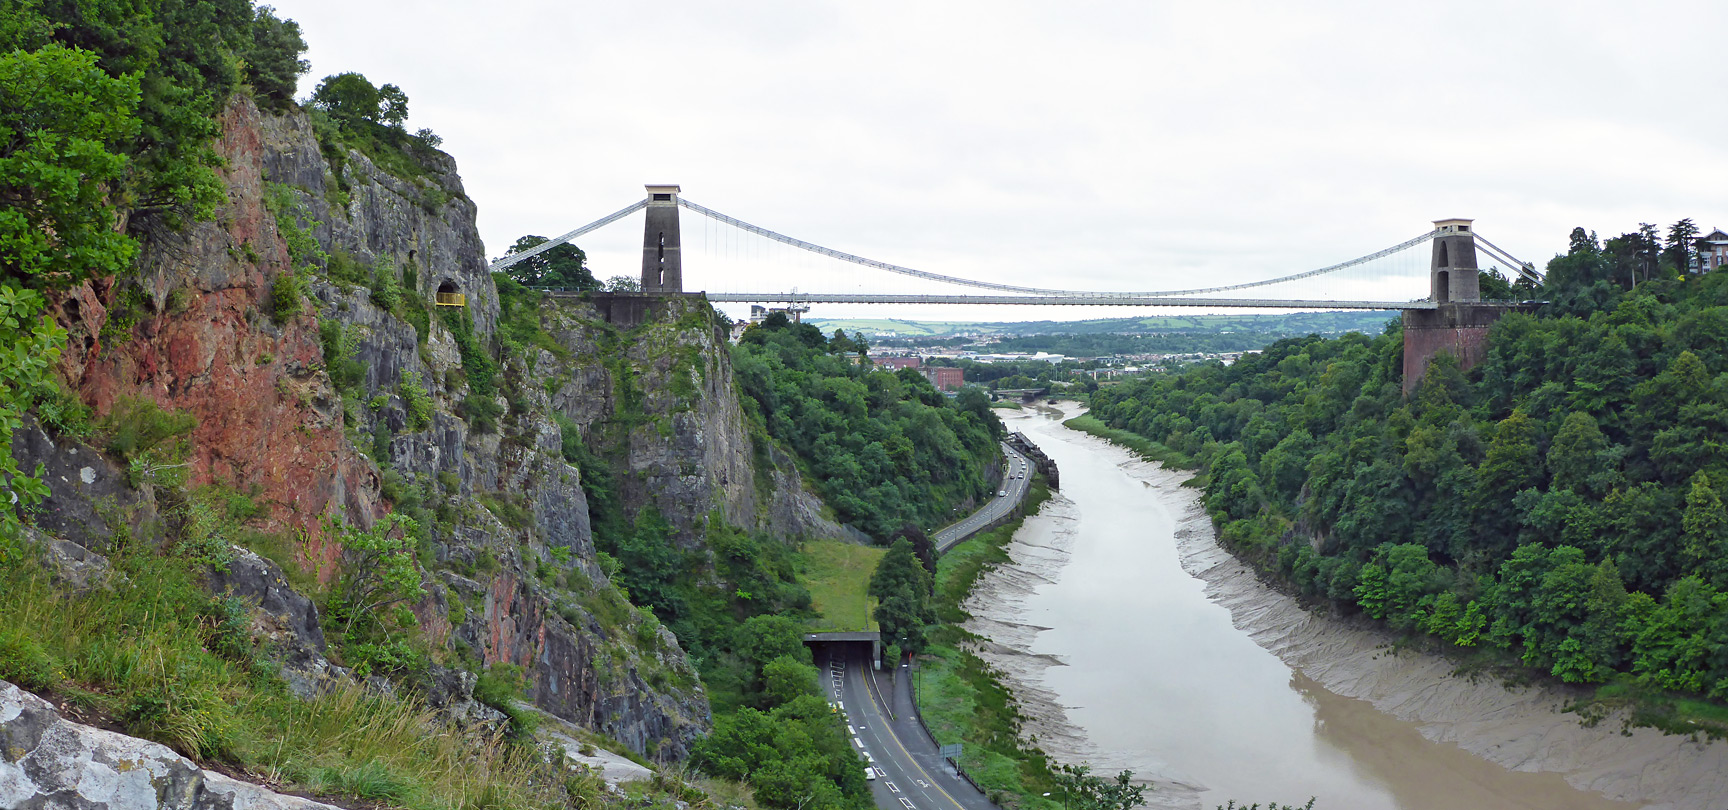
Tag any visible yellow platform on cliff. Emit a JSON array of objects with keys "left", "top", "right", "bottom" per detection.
[{"left": 435, "top": 292, "right": 466, "bottom": 307}]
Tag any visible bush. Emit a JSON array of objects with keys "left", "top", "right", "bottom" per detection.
[
  {"left": 319, "top": 320, "right": 366, "bottom": 392},
  {"left": 462, "top": 395, "right": 503, "bottom": 434},
  {"left": 369, "top": 266, "right": 402, "bottom": 313},
  {"left": 398, "top": 370, "right": 434, "bottom": 431},
  {"left": 474, "top": 663, "right": 539, "bottom": 739},
  {"left": 270, "top": 272, "right": 305, "bottom": 324},
  {"left": 100, "top": 397, "right": 197, "bottom": 488}
]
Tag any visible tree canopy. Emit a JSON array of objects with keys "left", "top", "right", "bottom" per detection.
[
  {"left": 500, "top": 235, "right": 599, "bottom": 290},
  {"left": 733, "top": 317, "right": 1001, "bottom": 539},
  {"left": 1087, "top": 229, "right": 1728, "bottom": 698},
  {"left": 869, "top": 538, "right": 934, "bottom": 655}
]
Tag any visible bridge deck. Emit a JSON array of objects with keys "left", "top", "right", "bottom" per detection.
[
  {"left": 535, "top": 290, "right": 1543, "bottom": 310},
  {"left": 704, "top": 293, "right": 1442, "bottom": 309}
]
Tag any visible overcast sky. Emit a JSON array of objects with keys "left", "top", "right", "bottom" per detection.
[{"left": 275, "top": 0, "right": 1727, "bottom": 323}]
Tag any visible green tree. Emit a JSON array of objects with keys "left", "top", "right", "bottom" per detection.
[
  {"left": 1546, "top": 411, "right": 1618, "bottom": 498},
  {"left": 0, "top": 44, "right": 141, "bottom": 287},
  {"left": 501, "top": 235, "right": 598, "bottom": 290},
  {"left": 1473, "top": 409, "right": 1543, "bottom": 558},
  {"left": 1681, "top": 472, "right": 1728, "bottom": 587},
  {"left": 870, "top": 538, "right": 934, "bottom": 654},
  {"left": 240, "top": 5, "right": 307, "bottom": 107},
  {"left": 1666, "top": 218, "right": 1700, "bottom": 273},
  {"left": 602, "top": 274, "right": 641, "bottom": 292},
  {"left": 1052, "top": 763, "right": 1147, "bottom": 810},
  {"left": 310, "top": 72, "right": 409, "bottom": 130},
  {"left": 329, "top": 512, "right": 426, "bottom": 638},
  {"left": 760, "top": 654, "right": 820, "bottom": 707}
]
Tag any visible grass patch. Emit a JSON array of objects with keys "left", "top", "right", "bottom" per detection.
[
  {"left": 795, "top": 539, "right": 885, "bottom": 633},
  {"left": 1063, "top": 414, "right": 1194, "bottom": 468},
  {"left": 0, "top": 543, "right": 586, "bottom": 810},
  {"left": 1581, "top": 680, "right": 1728, "bottom": 740},
  {"left": 914, "top": 642, "right": 1058, "bottom": 810},
  {"left": 913, "top": 474, "right": 1059, "bottom": 810}
]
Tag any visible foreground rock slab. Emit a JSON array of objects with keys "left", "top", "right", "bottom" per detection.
[{"left": 0, "top": 680, "right": 343, "bottom": 810}]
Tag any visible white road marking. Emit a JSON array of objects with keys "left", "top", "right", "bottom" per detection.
[
  {"left": 900, "top": 799, "right": 916, "bottom": 809},
  {"left": 886, "top": 782, "right": 900, "bottom": 793}
]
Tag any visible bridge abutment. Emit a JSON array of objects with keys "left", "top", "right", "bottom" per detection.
[{"left": 1402, "top": 303, "right": 1503, "bottom": 392}]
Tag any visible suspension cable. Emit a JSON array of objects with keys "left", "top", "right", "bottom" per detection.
[
  {"left": 1472, "top": 233, "right": 1542, "bottom": 283},
  {"left": 488, "top": 199, "right": 649, "bottom": 271},
  {"left": 679, "top": 197, "right": 1436, "bottom": 297}
]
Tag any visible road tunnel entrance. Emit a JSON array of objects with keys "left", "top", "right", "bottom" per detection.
[{"left": 803, "top": 631, "right": 881, "bottom": 671}]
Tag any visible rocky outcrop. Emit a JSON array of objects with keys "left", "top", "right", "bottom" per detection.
[
  {"left": 9, "top": 418, "right": 160, "bottom": 555},
  {"left": 0, "top": 680, "right": 344, "bottom": 810},
  {"left": 207, "top": 547, "right": 333, "bottom": 691},
  {"left": 542, "top": 298, "right": 840, "bottom": 546}
]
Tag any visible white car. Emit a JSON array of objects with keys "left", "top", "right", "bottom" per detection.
[
  {"left": 865, "top": 767, "right": 876, "bottom": 781},
  {"left": 998, "top": 490, "right": 1007, "bottom": 497}
]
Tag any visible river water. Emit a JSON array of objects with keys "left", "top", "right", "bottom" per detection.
[{"left": 967, "top": 404, "right": 1728, "bottom": 810}]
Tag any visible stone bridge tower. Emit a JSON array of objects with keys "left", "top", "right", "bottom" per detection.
[
  {"left": 641, "top": 184, "right": 683, "bottom": 293},
  {"left": 1401, "top": 218, "right": 1509, "bottom": 393}
]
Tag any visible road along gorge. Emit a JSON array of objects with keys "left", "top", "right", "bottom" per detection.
[{"left": 959, "top": 403, "right": 1728, "bottom": 810}]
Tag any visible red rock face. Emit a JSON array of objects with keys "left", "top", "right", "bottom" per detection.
[{"left": 57, "top": 97, "right": 381, "bottom": 578}]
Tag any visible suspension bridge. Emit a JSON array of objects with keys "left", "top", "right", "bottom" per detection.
[{"left": 489, "top": 184, "right": 1542, "bottom": 311}]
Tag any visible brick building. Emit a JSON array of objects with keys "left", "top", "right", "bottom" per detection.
[{"left": 920, "top": 366, "right": 964, "bottom": 392}]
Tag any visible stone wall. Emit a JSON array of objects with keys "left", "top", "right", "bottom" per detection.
[{"left": 1401, "top": 303, "right": 1511, "bottom": 393}]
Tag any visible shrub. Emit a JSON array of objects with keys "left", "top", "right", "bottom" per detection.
[
  {"left": 462, "top": 395, "right": 503, "bottom": 434},
  {"left": 398, "top": 370, "right": 434, "bottom": 431},
  {"left": 474, "top": 663, "right": 539, "bottom": 739}
]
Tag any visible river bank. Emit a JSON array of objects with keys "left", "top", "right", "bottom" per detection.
[{"left": 959, "top": 403, "right": 1728, "bottom": 810}]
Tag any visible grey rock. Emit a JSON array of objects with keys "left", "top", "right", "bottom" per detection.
[
  {"left": 0, "top": 680, "right": 344, "bottom": 810},
  {"left": 37, "top": 531, "right": 117, "bottom": 594},
  {"left": 9, "top": 417, "right": 161, "bottom": 555},
  {"left": 207, "top": 547, "right": 328, "bottom": 673}
]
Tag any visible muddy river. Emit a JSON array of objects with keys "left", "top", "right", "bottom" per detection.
[{"left": 964, "top": 404, "right": 1728, "bottom": 810}]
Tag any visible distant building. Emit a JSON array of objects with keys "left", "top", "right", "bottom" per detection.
[
  {"left": 919, "top": 366, "right": 964, "bottom": 392},
  {"left": 1696, "top": 229, "right": 1728, "bottom": 273},
  {"left": 749, "top": 304, "right": 807, "bottom": 324},
  {"left": 875, "top": 356, "right": 922, "bottom": 370}
]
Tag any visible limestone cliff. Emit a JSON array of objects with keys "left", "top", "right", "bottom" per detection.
[
  {"left": 17, "top": 94, "right": 833, "bottom": 761},
  {"left": 541, "top": 297, "right": 840, "bottom": 547}
]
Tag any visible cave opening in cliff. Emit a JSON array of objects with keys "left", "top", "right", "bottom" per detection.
[{"left": 435, "top": 279, "right": 465, "bottom": 307}]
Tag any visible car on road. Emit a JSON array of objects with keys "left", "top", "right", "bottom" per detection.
[
  {"left": 865, "top": 768, "right": 875, "bottom": 781},
  {"left": 998, "top": 490, "right": 1007, "bottom": 497}
]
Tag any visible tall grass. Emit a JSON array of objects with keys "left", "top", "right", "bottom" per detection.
[{"left": 0, "top": 548, "right": 580, "bottom": 810}]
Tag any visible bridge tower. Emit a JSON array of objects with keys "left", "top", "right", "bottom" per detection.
[
  {"left": 1402, "top": 218, "right": 1504, "bottom": 394},
  {"left": 641, "top": 184, "right": 682, "bottom": 293}
]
